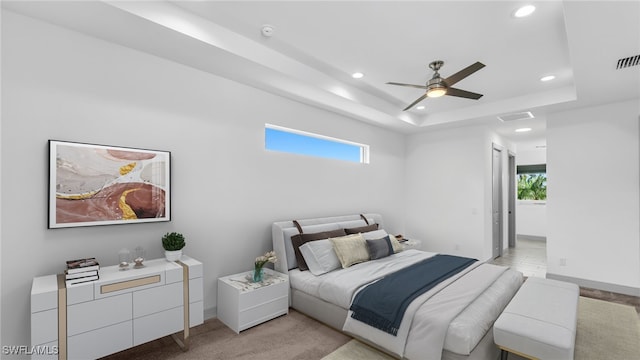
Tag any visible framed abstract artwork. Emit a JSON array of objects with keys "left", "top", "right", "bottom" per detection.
[{"left": 49, "top": 140, "right": 171, "bottom": 228}]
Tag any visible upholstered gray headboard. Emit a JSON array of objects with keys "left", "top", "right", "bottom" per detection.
[{"left": 271, "top": 213, "right": 383, "bottom": 274}]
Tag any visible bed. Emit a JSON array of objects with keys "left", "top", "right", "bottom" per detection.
[{"left": 272, "top": 213, "right": 523, "bottom": 360}]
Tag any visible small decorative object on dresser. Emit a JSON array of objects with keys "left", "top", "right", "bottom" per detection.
[
  {"left": 118, "top": 248, "right": 132, "bottom": 270},
  {"left": 162, "top": 232, "right": 185, "bottom": 261},
  {"left": 65, "top": 257, "right": 100, "bottom": 287},
  {"left": 133, "top": 246, "right": 146, "bottom": 268},
  {"left": 253, "top": 250, "right": 277, "bottom": 282}
]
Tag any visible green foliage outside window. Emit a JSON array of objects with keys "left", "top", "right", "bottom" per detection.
[{"left": 518, "top": 174, "right": 547, "bottom": 200}]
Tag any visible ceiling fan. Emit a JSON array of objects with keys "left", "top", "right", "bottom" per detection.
[{"left": 387, "top": 60, "right": 485, "bottom": 111}]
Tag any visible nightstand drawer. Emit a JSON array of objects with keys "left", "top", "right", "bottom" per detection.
[
  {"left": 238, "top": 280, "right": 288, "bottom": 310},
  {"left": 238, "top": 295, "right": 288, "bottom": 331}
]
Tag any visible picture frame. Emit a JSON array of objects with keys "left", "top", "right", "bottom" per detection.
[{"left": 48, "top": 140, "right": 171, "bottom": 229}]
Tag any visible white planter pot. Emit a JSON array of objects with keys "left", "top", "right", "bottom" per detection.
[{"left": 165, "top": 250, "right": 183, "bottom": 262}]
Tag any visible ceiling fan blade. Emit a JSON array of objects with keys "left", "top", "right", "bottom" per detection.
[
  {"left": 446, "top": 87, "right": 483, "bottom": 100},
  {"left": 403, "top": 93, "right": 428, "bottom": 111},
  {"left": 387, "top": 82, "right": 428, "bottom": 90},
  {"left": 444, "top": 62, "right": 485, "bottom": 87}
]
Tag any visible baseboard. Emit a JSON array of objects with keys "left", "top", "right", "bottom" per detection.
[
  {"left": 546, "top": 273, "right": 640, "bottom": 297},
  {"left": 516, "top": 234, "right": 546, "bottom": 242}
]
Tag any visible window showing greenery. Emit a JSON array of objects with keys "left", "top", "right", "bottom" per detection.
[
  {"left": 265, "top": 124, "right": 369, "bottom": 164},
  {"left": 517, "top": 164, "right": 547, "bottom": 200}
]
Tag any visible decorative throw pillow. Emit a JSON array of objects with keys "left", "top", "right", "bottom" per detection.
[
  {"left": 389, "top": 236, "right": 404, "bottom": 253},
  {"left": 362, "top": 229, "right": 403, "bottom": 253},
  {"left": 299, "top": 239, "right": 341, "bottom": 276},
  {"left": 330, "top": 233, "right": 369, "bottom": 268},
  {"left": 291, "top": 229, "right": 347, "bottom": 271},
  {"left": 344, "top": 223, "right": 379, "bottom": 234},
  {"left": 366, "top": 236, "right": 395, "bottom": 260}
]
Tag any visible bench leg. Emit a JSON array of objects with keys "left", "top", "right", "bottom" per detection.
[{"left": 500, "top": 349, "right": 508, "bottom": 360}]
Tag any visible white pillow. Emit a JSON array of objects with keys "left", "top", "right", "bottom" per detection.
[
  {"left": 299, "top": 239, "right": 341, "bottom": 275},
  {"left": 362, "top": 229, "right": 403, "bottom": 253},
  {"left": 362, "top": 229, "right": 388, "bottom": 240}
]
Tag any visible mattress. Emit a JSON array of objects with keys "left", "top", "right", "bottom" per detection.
[{"left": 289, "top": 251, "right": 523, "bottom": 355}]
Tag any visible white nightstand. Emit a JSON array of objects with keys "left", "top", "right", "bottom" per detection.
[
  {"left": 217, "top": 268, "right": 289, "bottom": 333},
  {"left": 401, "top": 238, "right": 422, "bottom": 250}
]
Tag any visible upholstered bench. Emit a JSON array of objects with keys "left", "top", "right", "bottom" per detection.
[{"left": 493, "top": 277, "right": 579, "bottom": 359}]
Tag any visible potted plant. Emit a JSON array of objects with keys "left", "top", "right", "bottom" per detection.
[{"left": 162, "top": 232, "right": 185, "bottom": 261}]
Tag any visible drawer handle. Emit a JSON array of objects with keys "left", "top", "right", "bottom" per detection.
[{"left": 101, "top": 275, "right": 161, "bottom": 294}]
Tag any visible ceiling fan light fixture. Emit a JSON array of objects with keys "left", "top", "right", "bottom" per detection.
[
  {"left": 351, "top": 72, "right": 364, "bottom": 79},
  {"left": 427, "top": 85, "right": 447, "bottom": 98},
  {"left": 540, "top": 75, "right": 555, "bottom": 82}
]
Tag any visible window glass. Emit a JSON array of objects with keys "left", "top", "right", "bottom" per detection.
[
  {"left": 517, "top": 164, "right": 547, "bottom": 200},
  {"left": 265, "top": 124, "right": 369, "bottom": 164}
]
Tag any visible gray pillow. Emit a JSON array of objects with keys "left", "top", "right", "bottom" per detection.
[{"left": 366, "top": 236, "right": 394, "bottom": 260}]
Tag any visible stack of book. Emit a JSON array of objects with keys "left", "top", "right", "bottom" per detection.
[{"left": 65, "top": 257, "right": 100, "bottom": 286}]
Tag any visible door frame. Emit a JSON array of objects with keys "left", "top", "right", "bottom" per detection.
[
  {"left": 508, "top": 151, "right": 516, "bottom": 248},
  {"left": 492, "top": 143, "right": 504, "bottom": 259}
]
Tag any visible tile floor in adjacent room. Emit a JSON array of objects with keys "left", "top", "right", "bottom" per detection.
[
  {"left": 490, "top": 237, "right": 547, "bottom": 278},
  {"left": 490, "top": 237, "right": 640, "bottom": 315}
]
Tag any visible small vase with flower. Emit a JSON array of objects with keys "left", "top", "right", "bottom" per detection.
[{"left": 253, "top": 250, "right": 277, "bottom": 282}]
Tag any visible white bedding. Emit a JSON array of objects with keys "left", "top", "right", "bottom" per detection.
[{"left": 289, "top": 249, "right": 437, "bottom": 309}]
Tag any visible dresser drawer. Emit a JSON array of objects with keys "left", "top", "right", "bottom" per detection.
[
  {"left": 133, "top": 281, "right": 183, "bottom": 318},
  {"left": 31, "top": 308, "right": 57, "bottom": 346},
  {"left": 67, "top": 320, "right": 132, "bottom": 360},
  {"left": 133, "top": 306, "right": 183, "bottom": 346},
  {"left": 67, "top": 293, "right": 132, "bottom": 336}
]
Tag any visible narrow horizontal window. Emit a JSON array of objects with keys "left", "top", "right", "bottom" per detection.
[{"left": 265, "top": 124, "right": 369, "bottom": 164}]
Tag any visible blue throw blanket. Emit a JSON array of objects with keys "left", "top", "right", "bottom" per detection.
[{"left": 349, "top": 254, "right": 477, "bottom": 336}]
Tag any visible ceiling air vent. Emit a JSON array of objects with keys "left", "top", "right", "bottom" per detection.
[
  {"left": 616, "top": 55, "right": 640, "bottom": 69},
  {"left": 497, "top": 111, "right": 534, "bottom": 122}
]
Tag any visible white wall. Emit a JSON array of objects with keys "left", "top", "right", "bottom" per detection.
[
  {"left": 546, "top": 99, "right": 640, "bottom": 294},
  {"left": 1, "top": 12, "right": 406, "bottom": 349},
  {"left": 516, "top": 201, "right": 547, "bottom": 238},
  {"left": 517, "top": 148, "right": 546, "bottom": 166},
  {"left": 404, "top": 125, "right": 514, "bottom": 261}
]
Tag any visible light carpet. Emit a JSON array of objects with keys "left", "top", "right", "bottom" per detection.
[{"left": 322, "top": 296, "right": 640, "bottom": 360}]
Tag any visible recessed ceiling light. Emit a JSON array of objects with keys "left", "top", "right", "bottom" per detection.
[
  {"left": 416, "top": 105, "right": 425, "bottom": 110},
  {"left": 540, "top": 75, "right": 555, "bottom": 82},
  {"left": 351, "top": 72, "right": 364, "bottom": 79},
  {"left": 515, "top": 127, "right": 532, "bottom": 133},
  {"left": 514, "top": 5, "right": 536, "bottom": 18}
]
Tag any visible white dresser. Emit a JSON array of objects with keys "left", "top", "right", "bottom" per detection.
[
  {"left": 30, "top": 256, "right": 204, "bottom": 360},
  {"left": 217, "top": 268, "right": 288, "bottom": 333}
]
